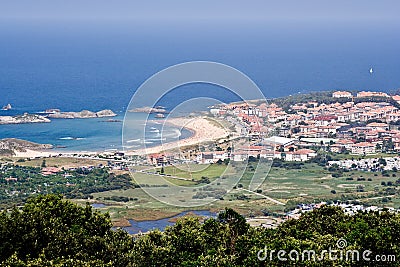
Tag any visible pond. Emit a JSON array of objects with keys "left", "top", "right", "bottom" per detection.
[
  {"left": 91, "top": 203, "right": 107, "bottom": 208},
  {"left": 121, "top": 210, "right": 216, "bottom": 234}
]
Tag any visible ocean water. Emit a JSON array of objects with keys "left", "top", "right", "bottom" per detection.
[
  {"left": 0, "top": 20, "right": 399, "bottom": 149},
  {"left": 0, "top": 113, "right": 192, "bottom": 152}
]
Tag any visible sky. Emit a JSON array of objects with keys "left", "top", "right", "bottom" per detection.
[{"left": 0, "top": 0, "right": 399, "bottom": 23}]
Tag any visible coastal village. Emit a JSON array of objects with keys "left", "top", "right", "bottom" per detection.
[
  {"left": 5, "top": 90, "right": 400, "bottom": 166},
  {"left": 2, "top": 90, "right": 400, "bottom": 229},
  {"left": 202, "top": 90, "right": 400, "bottom": 161},
  {"left": 146, "top": 90, "right": 400, "bottom": 168}
]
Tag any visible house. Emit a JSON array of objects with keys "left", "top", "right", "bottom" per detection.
[
  {"left": 332, "top": 91, "right": 352, "bottom": 98},
  {"left": 351, "top": 142, "right": 376, "bottom": 155},
  {"left": 234, "top": 145, "right": 275, "bottom": 160},
  {"left": 197, "top": 152, "right": 215, "bottom": 164},
  {"left": 314, "top": 115, "right": 338, "bottom": 126},
  {"left": 209, "top": 108, "right": 220, "bottom": 115},
  {"left": 149, "top": 153, "right": 174, "bottom": 166},
  {"left": 232, "top": 152, "right": 248, "bottom": 162},
  {"left": 392, "top": 95, "right": 400, "bottom": 104},
  {"left": 356, "top": 91, "right": 389, "bottom": 98},
  {"left": 392, "top": 135, "right": 400, "bottom": 151},
  {"left": 262, "top": 136, "right": 296, "bottom": 152},
  {"left": 330, "top": 139, "right": 354, "bottom": 153},
  {"left": 284, "top": 149, "right": 317, "bottom": 161},
  {"left": 278, "top": 127, "right": 290, "bottom": 137},
  {"left": 41, "top": 167, "right": 62, "bottom": 176},
  {"left": 386, "top": 112, "right": 400, "bottom": 122},
  {"left": 366, "top": 122, "right": 388, "bottom": 131},
  {"left": 330, "top": 144, "right": 343, "bottom": 153},
  {"left": 196, "top": 151, "right": 229, "bottom": 164}
]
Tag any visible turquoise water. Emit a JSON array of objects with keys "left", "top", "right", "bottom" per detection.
[{"left": 0, "top": 113, "right": 192, "bottom": 152}]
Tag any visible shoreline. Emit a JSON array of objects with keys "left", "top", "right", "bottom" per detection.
[
  {"left": 6, "top": 116, "right": 229, "bottom": 158},
  {"left": 12, "top": 148, "right": 99, "bottom": 158},
  {"left": 126, "top": 117, "right": 229, "bottom": 155}
]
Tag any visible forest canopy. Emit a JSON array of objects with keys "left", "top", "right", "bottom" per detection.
[{"left": 0, "top": 195, "right": 398, "bottom": 266}]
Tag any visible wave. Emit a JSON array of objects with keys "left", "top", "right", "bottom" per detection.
[
  {"left": 60, "top": 137, "right": 74, "bottom": 140},
  {"left": 162, "top": 128, "right": 182, "bottom": 139},
  {"left": 126, "top": 139, "right": 141, "bottom": 143},
  {"left": 59, "top": 137, "right": 85, "bottom": 140},
  {"left": 146, "top": 138, "right": 167, "bottom": 142}
]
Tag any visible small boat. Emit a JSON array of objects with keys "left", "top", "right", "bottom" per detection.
[
  {"left": 155, "top": 113, "right": 165, "bottom": 118},
  {"left": 369, "top": 67, "right": 373, "bottom": 74},
  {"left": 1, "top": 104, "right": 12, "bottom": 110}
]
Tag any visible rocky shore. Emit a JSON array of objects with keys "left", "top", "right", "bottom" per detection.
[
  {"left": 0, "top": 113, "right": 50, "bottom": 125},
  {"left": 48, "top": 109, "right": 117, "bottom": 119}
]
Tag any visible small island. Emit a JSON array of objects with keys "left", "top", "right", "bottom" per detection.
[
  {"left": 0, "top": 113, "right": 50, "bottom": 125},
  {"left": 0, "top": 109, "right": 117, "bottom": 125},
  {"left": 47, "top": 109, "right": 117, "bottom": 119}
]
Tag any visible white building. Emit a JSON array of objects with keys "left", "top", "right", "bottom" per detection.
[
  {"left": 196, "top": 151, "right": 229, "bottom": 164},
  {"left": 332, "top": 91, "right": 352, "bottom": 98},
  {"left": 284, "top": 149, "right": 317, "bottom": 161},
  {"left": 351, "top": 142, "right": 376, "bottom": 155}
]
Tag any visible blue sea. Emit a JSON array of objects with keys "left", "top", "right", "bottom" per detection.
[{"left": 0, "top": 20, "right": 399, "bottom": 150}]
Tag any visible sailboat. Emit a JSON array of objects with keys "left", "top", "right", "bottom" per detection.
[{"left": 369, "top": 67, "right": 373, "bottom": 74}]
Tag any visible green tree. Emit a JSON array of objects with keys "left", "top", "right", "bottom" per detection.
[{"left": 0, "top": 194, "right": 134, "bottom": 266}]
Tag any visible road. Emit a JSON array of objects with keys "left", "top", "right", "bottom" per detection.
[{"left": 240, "top": 188, "right": 285, "bottom": 205}]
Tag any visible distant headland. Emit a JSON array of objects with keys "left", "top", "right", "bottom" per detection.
[{"left": 0, "top": 138, "right": 53, "bottom": 156}]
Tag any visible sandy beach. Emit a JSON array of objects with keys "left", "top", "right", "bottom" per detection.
[
  {"left": 8, "top": 117, "right": 230, "bottom": 158},
  {"left": 12, "top": 149, "right": 100, "bottom": 158},
  {"left": 128, "top": 117, "right": 230, "bottom": 155},
  {"left": 13, "top": 149, "right": 59, "bottom": 158}
]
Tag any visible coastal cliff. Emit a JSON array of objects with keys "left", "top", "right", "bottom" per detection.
[
  {"left": 48, "top": 109, "right": 117, "bottom": 119},
  {"left": 0, "top": 113, "right": 50, "bottom": 125}
]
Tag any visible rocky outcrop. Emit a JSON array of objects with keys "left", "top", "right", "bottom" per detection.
[
  {"left": 0, "top": 138, "right": 53, "bottom": 155},
  {"left": 1, "top": 104, "right": 12, "bottom": 110},
  {"left": 129, "top": 106, "right": 167, "bottom": 114},
  {"left": 0, "top": 113, "right": 50, "bottom": 124},
  {"left": 95, "top": 109, "right": 117, "bottom": 117},
  {"left": 48, "top": 109, "right": 117, "bottom": 119}
]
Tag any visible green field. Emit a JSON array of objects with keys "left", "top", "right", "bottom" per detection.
[
  {"left": 157, "top": 163, "right": 234, "bottom": 180},
  {"left": 88, "top": 160, "right": 400, "bottom": 223},
  {"left": 10, "top": 156, "right": 395, "bottom": 223}
]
